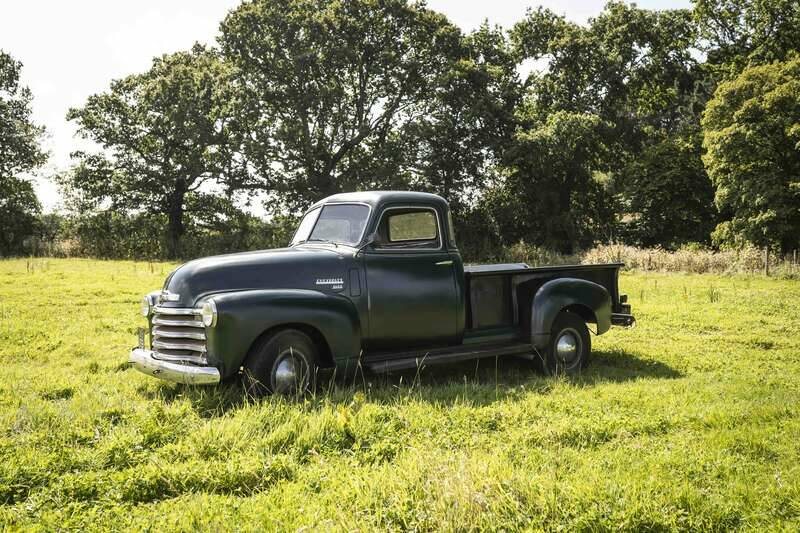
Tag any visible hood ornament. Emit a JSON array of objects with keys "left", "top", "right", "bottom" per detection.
[{"left": 158, "top": 290, "right": 181, "bottom": 303}]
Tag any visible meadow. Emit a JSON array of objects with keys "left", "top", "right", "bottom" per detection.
[{"left": 1, "top": 258, "right": 798, "bottom": 531}]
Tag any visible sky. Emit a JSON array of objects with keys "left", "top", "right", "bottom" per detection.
[{"left": 1, "top": 0, "right": 691, "bottom": 211}]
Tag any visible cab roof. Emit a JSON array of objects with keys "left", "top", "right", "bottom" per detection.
[{"left": 310, "top": 191, "right": 449, "bottom": 211}]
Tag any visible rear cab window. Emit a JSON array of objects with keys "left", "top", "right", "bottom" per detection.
[{"left": 376, "top": 207, "right": 440, "bottom": 249}]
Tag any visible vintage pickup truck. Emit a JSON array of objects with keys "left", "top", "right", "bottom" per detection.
[{"left": 130, "top": 191, "right": 635, "bottom": 394}]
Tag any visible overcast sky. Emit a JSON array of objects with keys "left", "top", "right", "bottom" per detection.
[{"left": 1, "top": 0, "right": 690, "bottom": 211}]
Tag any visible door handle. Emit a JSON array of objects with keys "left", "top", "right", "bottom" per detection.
[{"left": 435, "top": 260, "right": 453, "bottom": 266}]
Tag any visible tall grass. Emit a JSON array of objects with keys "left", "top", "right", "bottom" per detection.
[{"left": 495, "top": 242, "right": 799, "bottom": 277}]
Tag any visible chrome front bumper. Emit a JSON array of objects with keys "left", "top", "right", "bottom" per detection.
[{"left": 129, "top": 348, "right": 221, "bottom": 385}]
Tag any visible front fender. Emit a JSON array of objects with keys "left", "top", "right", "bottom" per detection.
[
  {"left": 530, "top": 278, "right": 611, "bottom": 349},
  {"left": 203, "top": 289, "right": 361, "bottom": 378}
]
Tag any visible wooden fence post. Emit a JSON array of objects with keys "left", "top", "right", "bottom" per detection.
[{"left": 764, "top": 247, "right": 769, "bottom": 277}]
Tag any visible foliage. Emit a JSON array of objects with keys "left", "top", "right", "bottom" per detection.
[
  {"left": 64, "top": 44, "right": 249, "bottom": 258},
  {"left": 0, "top": 50, "right": 46, "bottom": 256},
  {"left": 701, "top": 56, "right": 800, "bottom": 252},
  {"left": 617, "top": 134, "right": 717, "bottom": 248},
  {"left": 219, "top": 0, "right": 461, "bottom": 210},
  {"left": 56, "top": 207, "right": 298, "bottom": 260},
  {"left": 499, "top": 3, "right": 710, "bottom": 252},
  {"left": 490, "top": 111, "right": 615, "bottom": 253},
  {"left": 0, "top": 50, "right": 46, "bottom": 180},
  {"left": 17, "top": 1, "right": 800, "bottom": 259},
  {"left": 2, "top": 259, "right": 800, "bottom": 529},
  {"left": 0, "top": 173, "right": 41, "bottom": 256},
  {"left": 401, "top": 23, "right": 521, "bottom": 208},
  {"left": 695, "top": 0, "right": 800, "bottom": 74}
]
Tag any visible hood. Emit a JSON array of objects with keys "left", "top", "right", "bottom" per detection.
[{"left": 163, "top": 246, "right": 350, "bottom": 306}]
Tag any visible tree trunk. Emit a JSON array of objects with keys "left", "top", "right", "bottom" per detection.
[
  {"left": 166, "top": 190, "right": 185, "bottom": 259},
  {"left": 557, "top": 185, "right": 574, "bottom": 254}
]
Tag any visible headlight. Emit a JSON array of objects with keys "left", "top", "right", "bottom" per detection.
[
  {"left": 201, "top": 300, "right": 218, "bottom": 327},
  {"left": 141, "top": 295, "right": 152, "bottom": 317}
]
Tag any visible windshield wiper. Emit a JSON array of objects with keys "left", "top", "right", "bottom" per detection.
[{"left": 306, "top": 238, "right": 340, "bottom": 247}]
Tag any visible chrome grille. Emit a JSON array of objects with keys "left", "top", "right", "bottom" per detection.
[{"left": 150, "top": 306, "right": 207, "bottom": 364}]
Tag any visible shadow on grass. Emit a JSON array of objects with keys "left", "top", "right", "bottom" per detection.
[{"left": 138, "top": 348, "right": 682, "bottom": 415}]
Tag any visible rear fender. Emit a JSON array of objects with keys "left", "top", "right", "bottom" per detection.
[
  {"left": 204, "top": 289, "right": 361, "bottom": 378},
  {"left": 530, "top": 278, "right": 611, "bottom": 349}
]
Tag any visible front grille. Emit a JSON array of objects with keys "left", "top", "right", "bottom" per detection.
[{"left": 151, "top": 306, "right": 207, "bottom": 364}]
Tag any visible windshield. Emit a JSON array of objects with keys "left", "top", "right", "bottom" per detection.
[{"left": 290, "top": 204, "right": 370, "bottom": 246}]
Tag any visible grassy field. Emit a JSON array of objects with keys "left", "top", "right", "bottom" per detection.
[{"left": 1, "top": 258, "right": 799, "bottom": 531}]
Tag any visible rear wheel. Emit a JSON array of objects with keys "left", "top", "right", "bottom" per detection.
[
  {"left": 543, "top": 311, "right": 590, "bottom": 376},
  {"left": 241, "top": 329, "right": 318, "bottom": 397}
]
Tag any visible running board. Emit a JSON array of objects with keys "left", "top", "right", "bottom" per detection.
[{"left": 363, "top": 342, "right": 533, "bottom": 373}]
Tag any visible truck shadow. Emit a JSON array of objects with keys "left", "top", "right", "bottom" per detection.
[
  {"left": 349, "top": 348, "right": 683, "bottom": 404},
  {"left": 141, "top": 348, "right": 682, "bottom": 415}
]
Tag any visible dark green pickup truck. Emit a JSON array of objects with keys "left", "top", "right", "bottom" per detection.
[{"left": 130, "top": 191, "right": 635, "bottom": 394}]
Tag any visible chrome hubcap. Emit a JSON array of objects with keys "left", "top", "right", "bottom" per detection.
[
  {"left": 273, "top": 348, "right": 308, "bottom": 394},
  {"left": 556, "top": 330, "right": 580, "bottom": 364}
]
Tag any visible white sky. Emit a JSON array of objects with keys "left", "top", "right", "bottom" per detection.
[{"left": 0, "top": 0, "right": 690, "bottom": 211}]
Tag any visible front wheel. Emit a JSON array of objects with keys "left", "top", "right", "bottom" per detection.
[
  {"left": 543, "top": 311, "right": 591, "bottom": 376},
  {"left": 241, "top": 329, "right": 318, "bottom": 397}
]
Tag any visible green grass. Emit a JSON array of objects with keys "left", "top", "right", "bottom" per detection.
[{"left": 1, "top": 258, "right": 799, "bottom": 531}]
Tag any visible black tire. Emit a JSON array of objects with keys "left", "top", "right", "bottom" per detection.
[
  {"left": 543, "top": 311, "right": 591, "bottom": 376},
  {"left": 241, "top": 329, "right": 318, "bottom": 397}
]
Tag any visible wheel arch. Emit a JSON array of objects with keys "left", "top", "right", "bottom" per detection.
[
  {"left": 246, "top": 323, "right": 335, "bottom": 369},
  {"left": 530, "top": 278, "right": 611, "bottom": 350},
  {"left": 206, "top": 289, "right": 361, "bottom": 378}
]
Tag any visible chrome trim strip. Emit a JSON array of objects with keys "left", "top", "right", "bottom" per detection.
[
  {"left": 153, "top": 339, "right": 206, "bottom": 352},
  {"left": 152, "top": 327, "right": 206, "bottom": 340},
  {"left": 129, "top": 348, "right": 220, "bottom": 385},
  {"left": 153, "top": 306, "right": 198, "bottom": 316},
  {"left": 152, "top": 317, "right": 205, "bottom": 328},
  {"left": 151, "top": 351, "right": 208, "bottom": 365}
]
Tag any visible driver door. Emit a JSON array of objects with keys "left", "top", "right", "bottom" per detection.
[{"left": 363, "top": 205, "right": 459, "bottom": 351}]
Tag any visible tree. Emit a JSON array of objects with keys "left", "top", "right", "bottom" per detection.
[
  {"left": 617, "top": 133, "right": 717, "bottom": 247},
  {"left": 490, "top": 110, "right": 614, "bottom": 253},
  {"left": 0, "top": 50, "right": 46, "bottom": 256},
  {"left": 65, "top": 44, "right": 248, "bottom": 258},
  {"left": 401, "top": 23, "right": 521, "bottom": 208},
  {"left": 506, "top": 3, "right": 711, "bottom": 250},
  {"left": 694, "top": 0, "right": 800, "bottom": 75},
  {"left": 512, "top": 3, "right": 703, "bottom": 151},
  {"left": 218, "top": 0, "right": 461, "bottom": 211},
  {"left": 701, "top": 56, "right": 800, "bottom": 252},
  {"left": 0, "top": 176, "right": 41, "bottom": 255}
]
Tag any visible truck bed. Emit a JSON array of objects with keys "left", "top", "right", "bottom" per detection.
[{"left": 464, "top": 262, "right": 625, "bottom": 332}]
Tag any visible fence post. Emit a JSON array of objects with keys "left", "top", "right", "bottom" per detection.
[{"left": 764, "top": 247, "right": 769, "bottom": 277}]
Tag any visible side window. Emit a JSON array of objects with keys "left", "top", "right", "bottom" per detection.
[{"left": 376, "top": 208, "right": 440, "bottom": 249}]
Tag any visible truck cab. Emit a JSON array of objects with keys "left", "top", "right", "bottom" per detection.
[{"left": 130, "top": 191, "right": 635, "bottom": 394}]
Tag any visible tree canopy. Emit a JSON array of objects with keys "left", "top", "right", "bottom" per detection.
[
  {"left": 219, "top": 0, "right": 462, "bottom": 210},
  {"left": 64, "top": 44, "right": 249, "bottom": 258},
  {"left": 702, "top": 56, "right": 800, "bottom": 252},
  {"left": 0, "top": 50, "right": 46, "bottom": 256},
  {"left": 9, "top": 0, "right": 797, "bottom": 260}
]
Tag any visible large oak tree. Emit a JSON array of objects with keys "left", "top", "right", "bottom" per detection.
[
  {"left": 219, "top": 0, "right": 461, "bottom": 211},
  {"left": 65, "top": 44, "right": 248, "bottom": 258}
]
